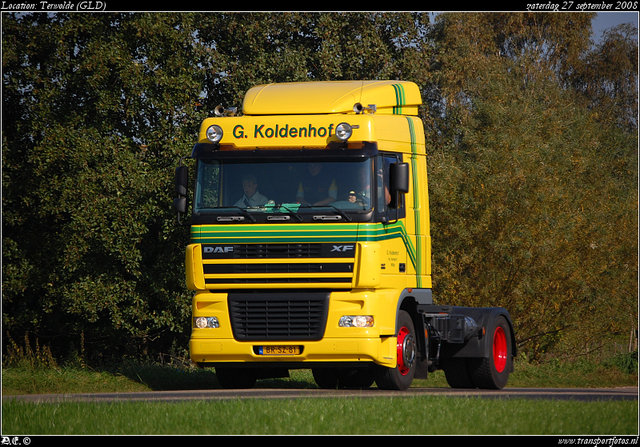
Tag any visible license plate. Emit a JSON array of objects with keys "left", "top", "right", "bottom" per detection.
[{"left": 259, "top": 345, "right": 300, "bottom": 355}]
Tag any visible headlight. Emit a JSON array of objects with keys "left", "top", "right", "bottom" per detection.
[
  {"left": 194, "top": 317, "right": 220, "bottom": 329},
  {"left": 206, "top": 125, "right": 223, "bottom": 143},
  {"left": 339, "top": 315, "right": 374, "bottom": 328},
  {"left": 335, "top": 122, "right": 353, "bottom": 142}
]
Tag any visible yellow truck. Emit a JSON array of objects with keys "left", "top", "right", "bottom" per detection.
[{"left": 173, "top": 80, "right": 515, "bottom": 390}]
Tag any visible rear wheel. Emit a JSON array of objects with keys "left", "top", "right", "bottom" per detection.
[
  {"left": 373, "top": 310, "right": 417, "bottom": 391},
  {"left": 442, "top": 315, "right": 513, "bottom": 389},
  {"left": 442, "top": 358, "right": 474, "bottom": 388},
  {"left": 470, "top": 315, "right": 512, "bottom": 389}
]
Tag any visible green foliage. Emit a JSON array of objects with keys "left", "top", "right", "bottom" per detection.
[
  {"left": 425, "top": 13, "right": 638, "bottom": 360},
  {"left": 2, "top": 12, "right": 433, "bottom": 363},
  {"left": 2, "top": 13, "right": 200, "bottom": 361},
  {"left": 2, "top": 12, "right": 637, "bottom": 365},
  {"left": 606, "top": 350, "right": 638, "bottom": 375}
]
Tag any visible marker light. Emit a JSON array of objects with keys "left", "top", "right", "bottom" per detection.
[
  {"left": 194, "top": 317, "right": 220, "bottom": 329},
  {"left": 339, "top": 315, "right": 374, "bottom": 328},
  {"left": 335, "top": 122, "right": 353, "bottom": 141},
  {"left": 206, "top": 125, "right": 223, "bottom": 143}
]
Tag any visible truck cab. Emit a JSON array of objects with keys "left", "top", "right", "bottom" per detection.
[{"left": 174, "top": 80, "right": 515, "bottom": 390}]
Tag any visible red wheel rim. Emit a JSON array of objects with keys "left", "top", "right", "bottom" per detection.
[
  {"left": 493, "top": 326, "right": 508, "bottom": 373},
  {"left": 396, "top": 326, "right": 415, "bottom": 376}
]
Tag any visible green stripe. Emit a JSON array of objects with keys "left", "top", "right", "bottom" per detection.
[
  {"left": 406, "top": 116, "right": 423, "bottom": 287},
  {"left": 359, "top": 221, "right": 417, "bottom": 270},
  {"left": 190, "top": 221, "right": 418, "bottom": 271},
  {"left": 192, "top": 224, "right": 358, "bottom": 242},
  {"left": 392, "top": 83, "right": 405, "bottom": 115}
]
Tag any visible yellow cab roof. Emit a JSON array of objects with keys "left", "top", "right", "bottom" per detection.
[{"left": 242, "top": 80, "right": 421, "bottom": 116}]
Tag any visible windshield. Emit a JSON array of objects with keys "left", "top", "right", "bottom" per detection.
[{"left": 193, "top": 155, "right": 374, "bottom": 223}]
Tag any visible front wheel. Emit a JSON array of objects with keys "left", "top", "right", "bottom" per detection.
[
  {"left": 373, "top": 310, "right": 417, "bottom": 391},
  {"left": 312, "top": 367, "right": 375, "bottom": 389},
  {"left": 215, "top": 367, "right": 257, "bottom": 389}
]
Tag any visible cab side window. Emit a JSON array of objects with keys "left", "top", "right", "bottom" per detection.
[{"left": 376, "top": 154, "right": 405, "bottom": 222}]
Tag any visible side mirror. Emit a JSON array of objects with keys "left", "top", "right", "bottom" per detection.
[
  {"left": 175, "top": 165, "right": 189, "bottom": 197},
  {"left": 173, "top": 197, "right": 187, "bottom": 214},
  {"left": 391, "top": 162, "right": 409, "bottom": 194}
]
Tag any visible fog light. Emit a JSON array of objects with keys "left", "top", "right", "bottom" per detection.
[
  {"left": 194, "top": 317, "right": 219, "bottom": 329},
  {"left": 335, "top": 122, "right": 353, "bottom": 141},
  {"left": 339, "top": 315, "right": 374, "bottom": 328},
  {"left": 206, "top": 125, "right": 223, "bottom": 143}
]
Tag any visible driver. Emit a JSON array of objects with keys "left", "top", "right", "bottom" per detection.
[
  {"left": 234, "top": 174, "right": 268, "bottom": 208},
  {"left": 347, "top": 190, "right": 367, "bottom": 206}
]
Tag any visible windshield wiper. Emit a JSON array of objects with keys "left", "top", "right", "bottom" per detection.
[
  {"left": 219, "top": 206, "right": 256, "bottom": 223},
  {"left": 313, "top": 204, "right": 352, "bottom": 222},
  {"left": 263, "top": 202, "right": 303, "bottom": 222},
  {"left": 279, "top": 204, "right": 303, "bottom": 222}
]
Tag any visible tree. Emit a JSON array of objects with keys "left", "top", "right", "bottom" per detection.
[
  {"left": 424, "top": 13, "right": 637, "bottom": 360},
  {"left": 4, "top": 11, "right": 635, "bottom": 365},
  {"left": 2, "top": 12, "right": 433, "bottom": 363},
  {"left": 570, "top": 22, "right": 638, "bottom": 133},
  {"left": 2, "top": 13, "right": 204, "bottom": 361}
]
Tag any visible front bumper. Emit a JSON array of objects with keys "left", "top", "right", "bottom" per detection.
[
  {"left": 189, "top": 289, "right": 400, "bottom": 368},
  {"left": 190, "top": 335, "right": 397, "bottom": 368}
]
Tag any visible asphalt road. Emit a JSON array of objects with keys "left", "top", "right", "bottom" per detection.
[{"left": 4, "top": 386, "right": 638, "bottom": 403}]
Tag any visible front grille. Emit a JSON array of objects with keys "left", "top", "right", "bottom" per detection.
[
  {"left": 202, "top": 243, "right": 356, "bottom": 259},
  {"left": 238, "top": 244, "right": 322, "bottom": 258},
  {"left": 228, "top": 292, "right": 329, "bottom": 341},
  {"left": 203, "top": 243, "right": 323, "bottom": 259},
  {"left": 207, "top": 277, "right": 351, "bottom": 285},
  {"left": 202, "top": 243, "right": 355, "bottom": 288},
  {"left": 204, "top": 263, "right": 353, "bottom": 274}
]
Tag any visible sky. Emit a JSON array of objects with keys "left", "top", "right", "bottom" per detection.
[
  {"left": 591, "top": 12, "right": 638, "bottom": 42},
  {"left": 426, "top": 12, "right": 637, "bottom": 44}
]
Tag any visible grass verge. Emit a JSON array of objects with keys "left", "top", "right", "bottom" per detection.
[
  {"left": 2, "top": 395, "right": 637, "bottom": 435},
  {"left": 3, "top": 354, "right": 637, "bottom": 396},
  {"left": 2, "top": 354, "right": 637, "bottom": 435}
]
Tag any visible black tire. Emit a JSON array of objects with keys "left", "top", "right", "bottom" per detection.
[
  {"left": 469, "top": 315, "right": 512, "bottom": 389},
  {"left": 312, "top": 368, "right": 340, "bottom": 389},
  {"left": 442, "top": 315, "right": 513, "bottom": 390},
  {"left": 373, "top": 310, "right": 417, "bottom": 391},
  {"left": 442, "top": 358, "right": 475, "bottom": 388},
  {"left": 215, "top": 367, "right": 257, "bottom": 389},
  {"left": 342, "top": 367, "right": 375, "bottom": 388},
  {"left": 312, "top": 367, "right": 375, "bottom": 389}
]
